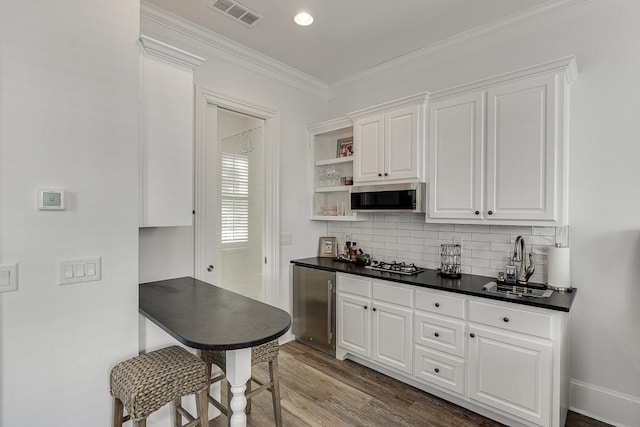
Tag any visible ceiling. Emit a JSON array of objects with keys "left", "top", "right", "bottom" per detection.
[{"left": 146, "top": 0, "right": 552, "bottom": 83}]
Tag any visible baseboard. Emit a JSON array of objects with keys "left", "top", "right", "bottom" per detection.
[{"left": 570, "top": 379, "right": 640, "bottom": 427}]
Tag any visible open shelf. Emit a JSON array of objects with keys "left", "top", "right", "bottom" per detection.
[
  {"left": 315, "top": 156, "right": 354, "bottom": 167},
  {"left": 315, "top": 186, "right": 352, "bottom": 193}
]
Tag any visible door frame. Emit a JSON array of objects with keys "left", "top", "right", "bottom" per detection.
[{"left": 194, "top": 87, "right": 280, "bottom": 304}]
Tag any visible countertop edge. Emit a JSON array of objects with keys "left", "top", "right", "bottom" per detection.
[{"left": 291, "top": 258, "right": 575, "bottom": 312}]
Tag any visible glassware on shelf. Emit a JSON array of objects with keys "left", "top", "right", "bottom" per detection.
[{"left": 337, "top": 201, "right": 346, "bottom": 216}]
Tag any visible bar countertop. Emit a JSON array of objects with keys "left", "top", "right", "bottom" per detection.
[{"left": 139, "top": 277, "right": 291, "bottom": 350}]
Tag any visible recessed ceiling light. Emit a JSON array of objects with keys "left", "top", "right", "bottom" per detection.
[{"left": 294, "top": 12, "right": 314, "bottom": 26}]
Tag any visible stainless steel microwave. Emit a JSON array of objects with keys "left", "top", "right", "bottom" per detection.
[{"left": 350, "top": 183, "right": 426, "bottom": 213}]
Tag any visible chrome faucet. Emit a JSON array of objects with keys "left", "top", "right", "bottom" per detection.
[{"left": 513, "top": 236, "right": 535, "bottom": 285}]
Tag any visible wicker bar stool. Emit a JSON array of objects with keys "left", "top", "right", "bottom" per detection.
[
  {"left": 200, "top": 340, "right": 282, "bottom": 427},
  {"left": 110, "top": 345, "right": 209, "bottom": 427}
]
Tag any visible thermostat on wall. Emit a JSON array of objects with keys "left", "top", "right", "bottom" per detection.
[{"left": 37, "top": 189, "right": 66, "bottom": 210}]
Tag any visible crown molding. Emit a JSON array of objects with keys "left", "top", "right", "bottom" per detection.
[
  {"left": 347, "top": 92, "right": 430, "bottom": 119},
  {"left": 140, "top": 1, "right": 328, "bottom": 99},
  {"left": 430, "top": 55, "right": 578, "bottom": 101},
  {"left": 307, "top": 116, "right": 353, "bottom": 136},
  {"left": 140, "top": 35, "right": 205, "bottom": 69},
  {"left": 330, "top": 0, "right": 594, "bottom": 92}
]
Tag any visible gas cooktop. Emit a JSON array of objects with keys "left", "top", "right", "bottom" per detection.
[{"left": 366, "top": 261, "right": 425, "bottom": 275}]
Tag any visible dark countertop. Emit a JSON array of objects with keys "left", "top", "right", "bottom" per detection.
[
  {"left": 140, "top": 277, "right": 291, "bottom": 350},
  {"left": 291, "top": 257, "right": 576, "bottom": 312}
]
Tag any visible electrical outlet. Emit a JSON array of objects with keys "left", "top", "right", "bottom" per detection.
[{"left": 0, "top": 264, "right": 18, "bottom": 293}]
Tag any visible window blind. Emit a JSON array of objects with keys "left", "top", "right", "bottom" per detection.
[{"left": 221, "top": 152, "right": 249, "bottom": 243}]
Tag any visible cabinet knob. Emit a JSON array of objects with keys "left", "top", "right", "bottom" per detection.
[
  {"left": 474, "top": 210, "right": 480, "bottom": 215},
  {"left": 434, "top": 302, "right": 440, "bottom": 308},
  {"left": 434, "top": 332, "right": 439, "bottom": 337},
  {"left": 372, "top": 307, "right": 377, "bottom": 312},
  {"left": 503, "top": 317, "right": 509, "bottom": 323},
  {"left": 384, "top": 173, "right": 388, "bottom": 176},
  {"left": 364, "top": 305, "right": 368, "bottom": 310},
  {"left": 207, "top": 265, "right": 214, "bottom": 272},
  {"left": 378, "top": 173, "right": 382, "bottom": 177},
  {"left": 434, "top": 368, "right": 440, "bottom": 373},
  {"left": 470, "top": 333, "right": 475, "bottom": 338},
  {"left": 488, "top": 210, "right": 493, "bottom": 215}
]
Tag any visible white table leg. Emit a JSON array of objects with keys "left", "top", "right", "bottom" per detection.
[{"left": 225, "top": 347, "right": 252, "bottom": 427}]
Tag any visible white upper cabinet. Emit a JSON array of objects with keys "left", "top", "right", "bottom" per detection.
[
  {"left": 427, "top": 56, "right": 577, "bottom": 226},
  {"left": 350, "top": 94, "right": 427, "bottom": 184},
  {"left": 139, "top": 36, "right": 204, "bottom": 227},
  {"left": 486, "top": 75, "right": 557, "bottom": 222},
  {"left": 429, "top": 92, "right": 485, "bottom": 220}
]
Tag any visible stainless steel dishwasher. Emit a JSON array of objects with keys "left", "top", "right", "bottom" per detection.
[{"left": 292, "top": 265, "right": 336, "bottom": 356}]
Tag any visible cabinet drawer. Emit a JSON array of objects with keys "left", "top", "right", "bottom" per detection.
[
  {"left": 338, "top": 274, "right": 371, "bottom": 297},
  {"left": 372, "top": 281, "right": 413, "bottom": 307},
  {"left": 415, "top": 289, "right": 466, "bottom": 319},
  {"left": 414, "top": 312, "right": 465, "bottom": 358},
  {"left": 468, "top": 300, "right": 552, "bottom": 339},
  {"left": 414, "top": 345, "right": 465, "bottom": 395}
]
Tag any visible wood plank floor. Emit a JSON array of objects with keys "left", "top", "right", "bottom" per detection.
[{"left": 208, "top": 341, "right": 610, "bottom": 427}]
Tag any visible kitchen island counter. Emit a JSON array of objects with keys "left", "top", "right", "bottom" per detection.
[{"left": 291, "top": 257, "right": 575, "bottom": 312}]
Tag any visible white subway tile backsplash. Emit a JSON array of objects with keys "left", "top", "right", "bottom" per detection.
[
  {"left": 454, "top": 224, "right": 492, "bottom": 233},
  {"left": 410, "top": 230, "right": 439, "bottom": 239},
  {"left": 327, "top": 214, "right": 560, "bottom": 284}
]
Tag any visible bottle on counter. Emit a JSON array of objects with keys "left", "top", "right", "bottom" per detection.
[{"left": 351, "top": 242, "right": 358, "bottom": 261}]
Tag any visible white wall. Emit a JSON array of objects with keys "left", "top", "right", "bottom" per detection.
[
  {"left": 140, "top": 5, "right": 328, "bottom": 317},
  {"left": 328, "top": 1, "right": 640, "bottom": 424},
  {"left": 0, "top": 1, "right": 141, "bottom": 426}
]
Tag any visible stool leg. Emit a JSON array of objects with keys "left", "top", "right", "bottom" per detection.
[
  {"left": 269, "top": 359, "right": 283, "bottom": 427},
  {"left": 171, "top": 397, "right": 182, "bottom": 427},
  {"left": 112, "top": 397, "right": 124, "bottom": 427},
  {"left": 245, "top": 378, "right": 252, "bottom": 414},
  {"left": 196, "top": 388, "right": 209, "bottom": 427}
]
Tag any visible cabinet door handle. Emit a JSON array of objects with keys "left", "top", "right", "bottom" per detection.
[
  {"left": 434, "top": 332, "right": 439, "bottom": 338},
  {"left": 207, "top": 265, "right": 214, "bottom": 272},
  {"left": 503, "top": 317, "right": 509, "bottom": 323},
  {"left": 470, "top": 333, "right": 475, "bottom": 338},
  {"left": 434, "top": 302, "right": 440, "bottom": 308},
  {"left": 488, "top": 210, "right": 493, "bottom": 215},
  {"left": 372, "top": 307, "right": 377, "bottom": 312},
  {"left": 474, "top": 210, "right": 480, "bottom": 215},
  {"left": 378, "top": 173, "right": 382, "bottom": 177},
  {"left": 364, "top": 305, "right": 368, "bottom": 310},
  {"left": 434, "top": 368, "right": 440, "bottom": 373},
  {"left": 384, "top": 173, "right": 388, "bottom": 176}
]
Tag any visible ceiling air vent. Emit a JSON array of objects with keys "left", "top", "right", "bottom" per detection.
[{"left": 209, "top": 0, "right": 264, "bottom": 28}]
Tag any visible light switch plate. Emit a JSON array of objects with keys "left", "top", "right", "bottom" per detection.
[
  {"left": 59, "top": 257, "right": 101, "bottom": 285},
  {"left": 0, "top": 264, "right": 18, "bottom": 293},
  {"left": 280, "top": 232, "right": 292, "bottom": 245}
]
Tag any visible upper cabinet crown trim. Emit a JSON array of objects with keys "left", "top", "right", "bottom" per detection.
[
  {"left": 431, "top": 55, "right": 578, "bottom": 101},
  {"left": 347, "top": 92, "right": 430, "bottom": 119},
  {"left": 308, "top": 116, "right": 353, "bottom": 136},
  {"left": 140, "top": 35, "right": 206, "bottom": 70}
]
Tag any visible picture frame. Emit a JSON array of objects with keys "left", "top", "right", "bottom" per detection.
[
  {"left": 319, "top": 236, "right": 337, "bottom": 258},
  {"left": 337, "top": 137, "right": 354, "bottom": 158}
]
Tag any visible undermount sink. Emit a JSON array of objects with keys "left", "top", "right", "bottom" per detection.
[{"left": 483, "top": 281, "right": 554, "bottom": 298}]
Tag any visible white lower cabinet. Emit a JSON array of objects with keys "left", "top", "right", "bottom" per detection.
[
  {"left": 468, "top": 325, "right": 552, "bottom": 426},
  {"left": 337, "top": 275, "right": 413, "bottom": 375},
  {"left": 337, "top": 293, "right": 371, "bottom": 358},
  {"left": 372, "top": 301, "right": 413, "bottom": 374},
  {"left": 336, "top": 273, "right": 569, "bottom": 427}
]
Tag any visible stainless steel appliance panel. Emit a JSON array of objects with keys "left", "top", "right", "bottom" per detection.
[{"left": 292, "top": 265, "right": 336, "bottom": 356}]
